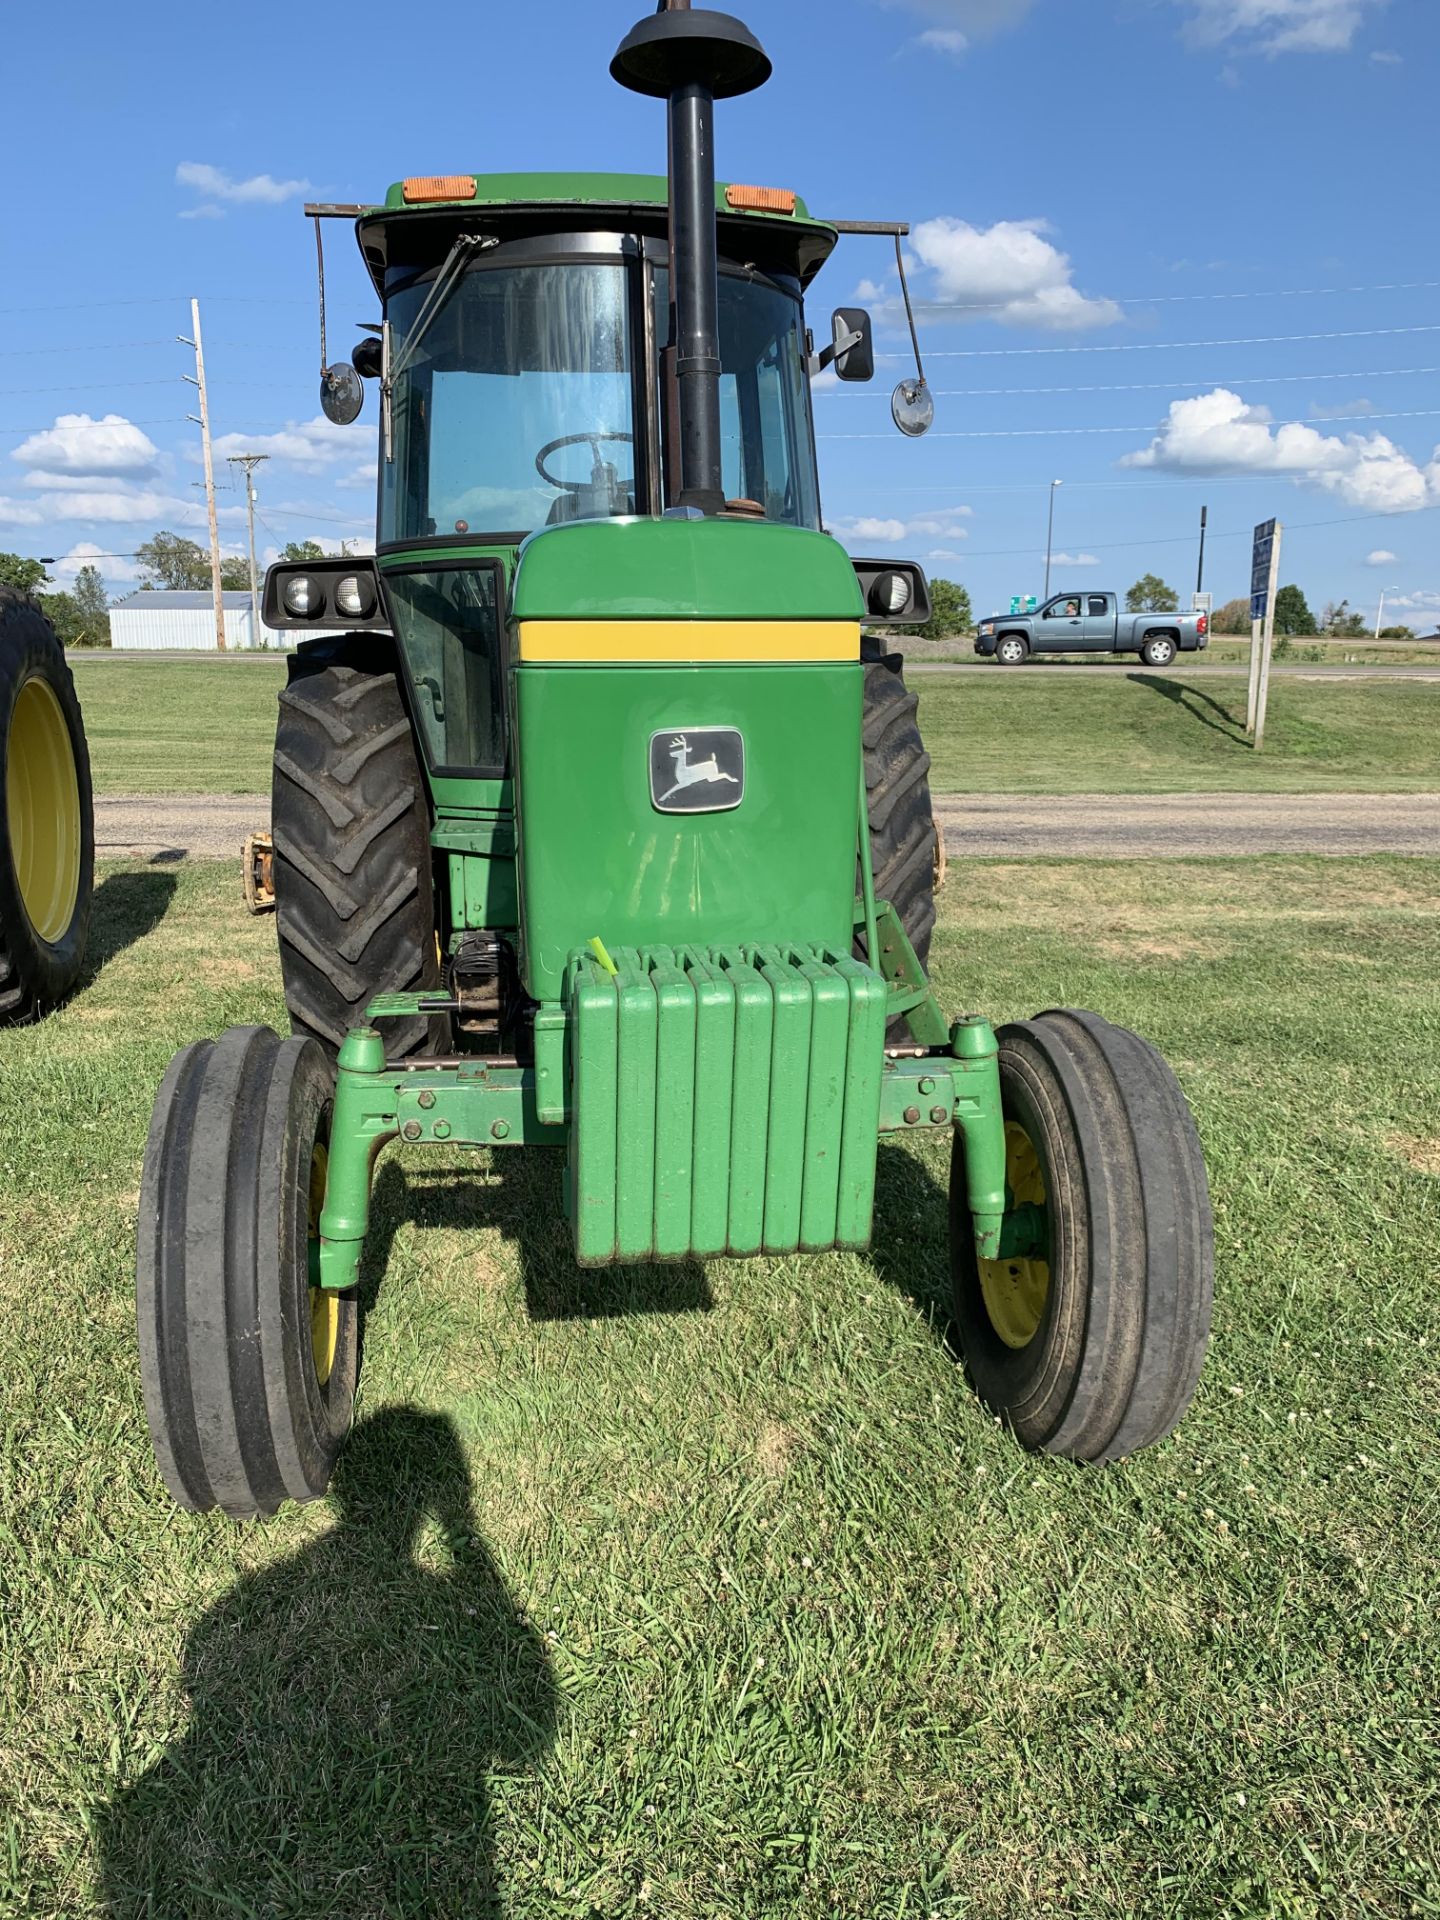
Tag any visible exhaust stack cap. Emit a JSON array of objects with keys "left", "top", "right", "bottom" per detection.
[{"left": 611, "top": 8, "right": 770, "bottom": 99}]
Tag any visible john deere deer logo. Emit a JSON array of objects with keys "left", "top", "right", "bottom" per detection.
[{"left": 648, "top": 727, "right": 745, "bottom": 814}]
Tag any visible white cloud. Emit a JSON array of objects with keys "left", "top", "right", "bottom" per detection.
[
  {"left": 1365, "top": 548, "right": 1398, "bottom": 565},
  {"left": 909, "top": 217, "right": 1122, "bottom": 330},
  {"left": 1384, "top": 589, "right": 1440, "bottom": 615},
  {"left": 175, "top": 161, "right": 311, "bottom": 211},
  {"left": 832, "top": 505, "right": 972, "bottom": 546},
  {"left": 1048, "top": 551, "right": 1101, "bottom": 567},
  {"left": 837, "top": 516, "right": 908, "bottom": 543},
  {"left": 12, "top": 413, "right": 159, "bottom": 481},
  {"left": 1310, "top": 396, "right": 1375, "bottom": 420},
  {"left": 916, "top": 27, "right": 969, "bottom": 56},
  {"left": 1175, "top": 0, "right": 1385, "bottom": 55},
  {"left": 0, "top": 496, "right": 44, "bottom": 527},
  {"left": 179, "top": 204, "right": 226, "bottom": 222},
  {"left": 1122, "top": 388, "right": 1440, "bottom": 513},
  {"left": 925, "top": 548, "right": 968, "bottom": 560},
  {"left": 45, "top": 541, "right": 141, "bottom": 584},
  {"left": 210, "top": 416, "right": 372, "bottom": 475}
]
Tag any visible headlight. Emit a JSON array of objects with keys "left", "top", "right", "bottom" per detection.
[
  {"left": 869, "top": 570, "right": 911, "bottom": 617},
  {"left": 283, "top": 574, "right": 324, "bottom": 618},
  {"left": 980, "top": 622, "right": 994, "bottom": 635},
  {"left": 334, "top": 573, "right": 376, "bottom": 620}
]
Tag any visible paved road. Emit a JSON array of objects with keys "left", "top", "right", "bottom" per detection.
[
  {"left": 910, "top": 662, "right": 1440, "bottom": 682},
  {"left": 934, "top": 792, "right": 1440, "bottom": 858},
  {"left": 97, "top": 790, "right": 1440, "bottom": 864}
]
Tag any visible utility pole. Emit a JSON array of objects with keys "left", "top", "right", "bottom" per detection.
[
  {"left": 180, "top": 298, "right": 226, "bottom": 652},
  {"left": 227, "top": 453, "right": 269, "bottom": 646},
  {"left": 1375, "top": 584, "right": 1399, "bottom": 639},
  {"left": 1043, "top": 478, "right": 1062, "bottom": 599},
  {"left": 1196, "top": 504, "right": 1208, "bottom": 597}
]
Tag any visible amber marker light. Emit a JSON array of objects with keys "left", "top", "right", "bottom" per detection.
[
  {"left": 401, "top": 176, "right": 476, "bottom": 203},
  {"left": 725, "top": 184, "right": 795, "bottom": 213}
]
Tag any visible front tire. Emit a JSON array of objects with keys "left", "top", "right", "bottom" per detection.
[
  {"left": 272, "top": 636, "right": 439, "bottom": 1060},
  {"left": 950, "top": 1009, "right": 1213, "bottom": 1462},
  {"left": 137, "top": 1026, "right": 359, "bottom": 1518},
  {"left": 0, "top": 590, "right": 94, "bottom": 1021},
  {"left": 1140, "top": 634, "right": 1177, "bottom": 667},
  {"left": 994, "top": 635, "right": 1028, "bottom": 666}
]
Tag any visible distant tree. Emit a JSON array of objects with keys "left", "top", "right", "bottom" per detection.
[
  {"left": 898, "top": 577, "right": 972, "bottom": 641},
  {"left": 1272, "top": 583, "right": 1315, "bottom": 636},
  {"left": 1379, "top": 624, "right": 1414, "bottom": 640},
  {"left": 135, "top": 531, "right": 210, "bottom": 592},
  {"left": 1319, "top": 598, "right": 1369, "bottom": 638},
  {"left": 37, "top": 591, "right": 83, "bottom": 645},
  {"left": 1212, "top": 597, "right": 1251, "bottom": 634},
  {"left": 281, "top": 540, "right": 326, "bottom": 563},
  {"left": 71, "top": 566, "right": 112, "bottom": 647},
  {"left": 0, "top": 552, "right": 51, "bottom": 596},
  {"left": 1126, "top": 573, "right": 1179, "bottom": 613},
  {"left": 219, "top": 555, "right": 253, "bottom": 590}
]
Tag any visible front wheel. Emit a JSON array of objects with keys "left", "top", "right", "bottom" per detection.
[
  {"left": 950, "top": 1009, "right": 1212, "bottom": 1462},
  {"left": 994, "top": 635, "right": 1028, "bottom": 666},
  {"left": 1140, "top": 634, "right": 1177, "bottom": 667},
  {"left": 137, "top": 1026, "right": 359, "bottom": 1518}
]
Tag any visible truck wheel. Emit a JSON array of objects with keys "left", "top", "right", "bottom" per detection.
[
  {"left": 0, "top": 590, "right": 94, "bottom": 1022},
  {"left": 949, "top": 1008, "right": 1212, "bottom": 1462},
  {"left": 272, "top": 635, "right": 440, "bottom": 1061},
  {"left": 1140, "top": 634, "right": 1177, "bottom": 667},
  {"left": 862, "top": 649, "right": 937, "bottom": 981},
  {"left": 137, "top": 1026, "right": 359, "bottom": 1518},
  {"left": 995, "top": 635, "right": 1028, "bottom": 666}
]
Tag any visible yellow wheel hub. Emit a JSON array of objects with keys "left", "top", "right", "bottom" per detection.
[
  {"left": 307, "top": 1143, "right": 338, "bottom": 1387},
  {"left": 6, "top": 675, "right": 81, "bottom": 944},
  {"left": 978, "top": 1120, "right": 1051, "bottom": 1350}
]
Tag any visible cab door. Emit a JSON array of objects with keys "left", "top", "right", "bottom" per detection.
[
  {"left": 1081, "top": 593, "right": 1116, "bottom": 650},
  {"left": 1038, "top": 595, "right": 1084, "bottom": 650}
]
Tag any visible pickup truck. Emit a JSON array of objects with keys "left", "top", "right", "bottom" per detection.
[{"left": 974, "top": 592, "right": 1208, "bottom": 666}]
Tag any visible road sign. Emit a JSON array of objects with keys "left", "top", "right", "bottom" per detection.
[
  {"left": 1250, "top": 518, "right": 1277, "bottom": 620},
  {"left": 1009, "top": 594, "right": 1037, "bottom": 614}
]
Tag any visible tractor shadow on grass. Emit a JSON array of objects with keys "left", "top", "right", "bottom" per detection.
[
  {"left": 95, "top": 1408, "right": 555, "bottom": 1919},
  {"left": 82, "top": 869, "right": 179, "bottom": 980},
  {"left": 1125, "top": 671, "right": 1251, "bottom": 745},
  {"left": 871, "top": 1140, "right": 958, "bottom": 1348},
  {"left": 363, "top": 1154, "right": 715, "bottom": 1323}
]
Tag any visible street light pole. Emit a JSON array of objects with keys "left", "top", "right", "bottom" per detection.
[
  {"left": 1375, "top": 585, "right": 1399, "bottom": 639},
  {"left": 1043, "top": 478, "right": 1062, "bottom": 599}
]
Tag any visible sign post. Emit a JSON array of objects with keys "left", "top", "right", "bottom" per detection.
[{"left": 1246, "top": 519, "right": 1282, "bottom": 749}]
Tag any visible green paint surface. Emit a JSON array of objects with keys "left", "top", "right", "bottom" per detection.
[
  {"left": 512, "top": 662, "right": 861, "bottom": 1001},
  {"left": 511, "top": 518, "right": 864, "bottom": 624},
  {"left": 379, "top": 171, "right": 824, "bottom": 232}
]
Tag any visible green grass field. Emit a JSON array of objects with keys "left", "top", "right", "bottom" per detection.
[
  {"left": 70, "top": 656, "right": 1440, "bottom": 797},
  {"left": 3, "top": 856, "right": 1437, "bottom": 1916}
]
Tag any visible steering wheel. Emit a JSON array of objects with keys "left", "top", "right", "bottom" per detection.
[{"left": 535, "top": 431, "right": 634, "bottom": 493}]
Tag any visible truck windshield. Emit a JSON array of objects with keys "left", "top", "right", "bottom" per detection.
[{"left": 382, "top": 261, "right": 635, "bottom": 543}]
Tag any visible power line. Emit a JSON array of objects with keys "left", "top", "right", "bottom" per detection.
[
  {"left": 903, "top": 277, "right": 1440, "bottom": 316},
  {"left": 875, "top": 323, "right": 1440, "bottom": 361},
  {"left": 0, "top": 416, "right": 188, "bottom": 437},
  {"left": 819, "top": 406, "right": 1440, "bottom": 442},
  {"left": 817, "top": 363, "right": 1440, "bottom": 401}
]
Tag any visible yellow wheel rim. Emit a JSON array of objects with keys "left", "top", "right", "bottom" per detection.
[
  {"left": 307, "top": 1142, "right": 338, "bottom": 1387},
  {"left": 978, "top": 1120, "right": 1051, "bottom": 1349},
  {"left": 6, "top": 675, "right": 81, "bottom": 944}
]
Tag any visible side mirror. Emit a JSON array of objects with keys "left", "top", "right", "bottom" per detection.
[
  {"left": 830, "top": 308, "right": 874, "bottom": 382},
  {"left": 352, "top": 336, "right": 384, "bottom": 380},
  {"left": 850, "top": 557, "right": 930, "bottom": 626},
  {"left": 320, "top": 362, "right": 364, "bottom": 425}
]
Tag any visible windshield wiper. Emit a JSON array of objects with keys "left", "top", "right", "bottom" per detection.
[{"left": 383, "top": 231, "right": 496, "bottom": 462}]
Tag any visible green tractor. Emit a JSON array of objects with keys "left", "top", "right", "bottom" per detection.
[
  {"left": 137, "top": 4, "right": 1212, "bottom": 1520},
  {"left": 0, "top": 590, "right": 94, "bottom": 1024}
]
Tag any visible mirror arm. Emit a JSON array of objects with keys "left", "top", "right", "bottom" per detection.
[{"left": 808, "top": 313, "right": 864, "bottom": 379}]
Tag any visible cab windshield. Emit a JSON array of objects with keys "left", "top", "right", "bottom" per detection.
[{"left": 380, "top": 255, "right": 820, "bottom": 544}]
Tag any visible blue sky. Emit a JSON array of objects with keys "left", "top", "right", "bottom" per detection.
[{"left": 3, "top": 0, "right": 1437, "bottom": 627}]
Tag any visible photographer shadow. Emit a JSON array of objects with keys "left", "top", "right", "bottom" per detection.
[{"left": 96, "top": 1408, "right": 554, "bottom": 1918}]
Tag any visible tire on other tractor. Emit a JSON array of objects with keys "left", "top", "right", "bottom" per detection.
[
  {"left": 137, "top": 1025, "right": 358, "bottom": 1518},
  {"left": 0, "top": 589, "right": 94, "bottom": 1023},
  {"left": 862, "top": 646, "right": 939, "bottom": 986},
  {"left": 272, "top": 634, "right": 441, "bottom": 1061},
  {"left": 950, "top": 1008, "right": 1213, "bottom": 1462}
]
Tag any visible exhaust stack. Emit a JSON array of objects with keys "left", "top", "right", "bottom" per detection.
[{"left": 612, "top": 3, "right": 770, "bottom": 516}]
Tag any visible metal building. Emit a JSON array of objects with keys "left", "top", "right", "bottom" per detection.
[{"left": 108, "top": 590, "right": 294, "bottom": 652}]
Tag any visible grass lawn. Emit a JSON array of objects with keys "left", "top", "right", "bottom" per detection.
[
  {"left": 70, "top": 656, "right": 1440, "bottom": 798},
  {"left": 3, "top": 856, "right": 1438, "bottom": 1916}
]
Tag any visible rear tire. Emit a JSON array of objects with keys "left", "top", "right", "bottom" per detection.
[
  {"left": 136, "top": 1026, "right": 359, "bottom": 1518},
  {"left": 862, "top": 649, "right": 938, "bottom": 985},
  {"left": 0, "top": 590, "right": 94, "bottom": 1022},
  {"left": 1140, "top": 634, "right": 1177, "bottom": 667},
  {"left": 950, "top": 1008, "right": 1213, "bottom": 1462},
  {"left": 272, "top": 636, "right": 439, "bottom": 1060}
]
